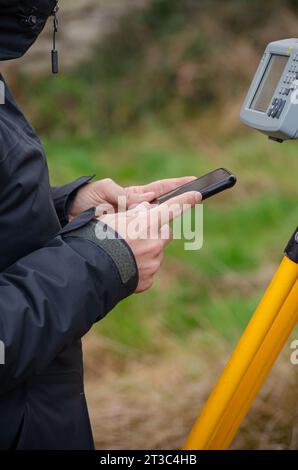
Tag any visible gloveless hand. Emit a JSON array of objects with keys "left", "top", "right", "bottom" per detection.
[
  {"left": 69, "top": 176, "right": 196, "bottom": 219},
  {"left": 98, "top": 190, "right": 202, "bottom": 293}
]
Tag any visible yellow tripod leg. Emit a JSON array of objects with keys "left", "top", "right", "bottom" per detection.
[
  {"left": 183, "top": 256, "right": 298, "bottom": 450},
  {"left": 208, "top": 279, "right": 298, "bottom": 449}
]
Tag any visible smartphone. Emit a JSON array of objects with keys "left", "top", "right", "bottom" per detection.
[{"left": 152, "top": 168, "right": 237, "bottom": 205}]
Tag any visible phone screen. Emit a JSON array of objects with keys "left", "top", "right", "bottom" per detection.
[
  {"left": 153, "top": 168, "right": 236, "bottom": 204},
  {"left": 191, "top": 168, "right": 231, "bottom": 191}
]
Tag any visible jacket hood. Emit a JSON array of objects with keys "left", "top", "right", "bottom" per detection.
[{"left": 0, "top": 0, "right": 58, "bottom": 61}]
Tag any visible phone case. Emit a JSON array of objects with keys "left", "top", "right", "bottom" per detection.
[{"left": 152, "top": 169, "right": 237, "bottom": 205}]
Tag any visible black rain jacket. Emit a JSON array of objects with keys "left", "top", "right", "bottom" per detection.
[{"left": 0, "top": 1, "right": 138, "bottom": 449}]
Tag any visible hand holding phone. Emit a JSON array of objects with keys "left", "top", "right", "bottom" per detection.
[{"left": 151, "top": 168, "right": 237, "bottom": 205}]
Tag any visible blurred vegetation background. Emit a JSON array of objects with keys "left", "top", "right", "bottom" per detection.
[{"left": 4, "top": 0, "right": 298, "bottom": 449}]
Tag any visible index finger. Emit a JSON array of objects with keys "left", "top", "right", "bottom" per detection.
[
  {"left": 136, "top": 176, "right": 197, "bottom": 199},
  {"left": 152, "top": 191, "right": 201, "bottom": 228}
]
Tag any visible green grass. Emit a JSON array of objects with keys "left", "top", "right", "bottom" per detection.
[{"left": 43, "top": 125, "right": 298, "bottom": 353}]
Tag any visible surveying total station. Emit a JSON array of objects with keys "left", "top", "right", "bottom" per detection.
[{"left": 183, "top": 38, "right": 298, "bottom": 450}]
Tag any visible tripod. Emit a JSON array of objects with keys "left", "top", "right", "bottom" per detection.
[{"left": 183, "top": 227, "right": 298, "bottom": 450}]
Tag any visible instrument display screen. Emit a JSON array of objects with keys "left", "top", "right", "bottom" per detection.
[{"left": 250, "top": 54, "right": 288, "bottom": 112}]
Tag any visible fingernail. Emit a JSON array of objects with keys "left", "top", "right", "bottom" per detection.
[{"left": 193, "top": 191, "right": 201, "bottom": 203}]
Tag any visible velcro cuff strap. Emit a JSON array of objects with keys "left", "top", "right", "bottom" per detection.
[{"left": 63, "top": 219, "right": 138, "bottom": 286}]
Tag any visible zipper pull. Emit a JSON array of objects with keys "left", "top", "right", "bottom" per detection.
[{"left": 51, "top": 4, "right": 59, "bottom": 74}]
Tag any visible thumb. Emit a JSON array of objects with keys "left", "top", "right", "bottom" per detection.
[{"left": 127, "top": 191, "right": 156, "bottom": 207}]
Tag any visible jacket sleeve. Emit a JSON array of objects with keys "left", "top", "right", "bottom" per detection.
[
  {"left": 0, "top": 210, "right": 138, "bottom": 395},
  {"left": 50, "top": 175, "right": 94, "bottom": 227}
]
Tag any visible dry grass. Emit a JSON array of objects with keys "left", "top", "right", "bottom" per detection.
[{"left": 83, "top": 330, "right": 298, "bottom": 450}]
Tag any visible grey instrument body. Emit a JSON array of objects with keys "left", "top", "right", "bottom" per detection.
[{"left": 240, "top": 39, "right": 298, "bottom": 142}]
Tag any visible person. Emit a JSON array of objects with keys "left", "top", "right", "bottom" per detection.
[{"left": 0, "top": 0, "right": 201, "bottom": 450}]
